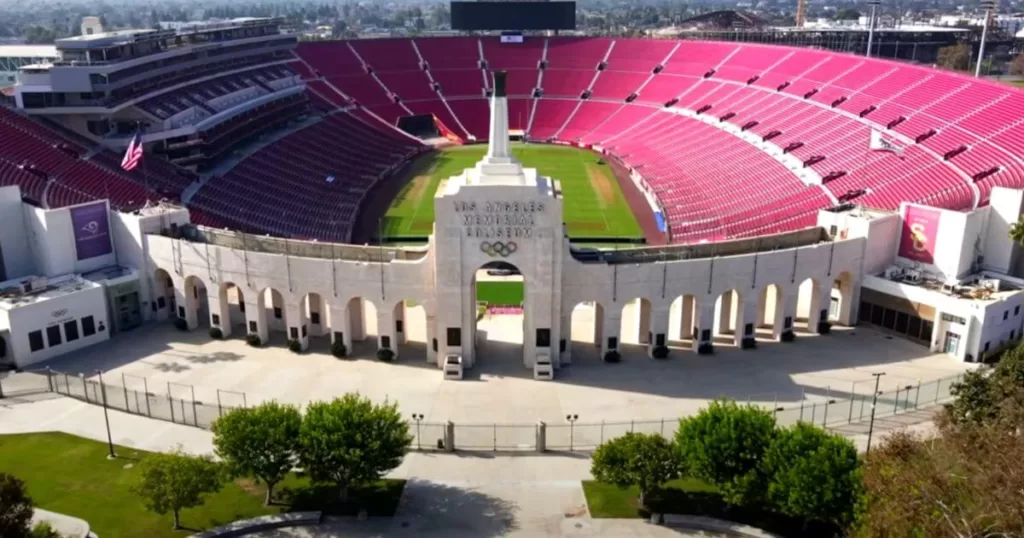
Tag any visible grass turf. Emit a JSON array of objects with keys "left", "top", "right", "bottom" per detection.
[
  {"left": 476, "top": 281, "right": 524, "bottom": 305},
  {"left": 381, "top": 144, "right": 643, "bottom": 240},
  {"left": 0, "top": 432, "right": 404, "bottom": 537},
  {"left": 582, "top": 478, "right": 842, "bottom": 537}
]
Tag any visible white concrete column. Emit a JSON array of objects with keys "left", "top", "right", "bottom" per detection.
[
  {"left": 639, "top": 300, "right": 652, "bottom": 345},
  {"left": 648, "top": 307, "right": 670, "bottom": 358},
  {"left": 328, "top": 303, "right": 352, "bottom": 351},
  {"left": 680, "top": 296, "right": 695, "bottom": 340},
  {"left": 694, "top": 302, "right": 716, "bottom": 354},
  {"left": 426, "top": 314, "right": 437, "bottom": 365},
  {"left": 715, "top": 292, "right": 733, "bottom": 336},
  {"left": 179, "top": 283, "right": 199, "bottom": 330},
  {"left": 560, "top": 311, "right": 573, "bottom": 365},
  {"left": 306, "top": 295, "right": 326, "bottom": 337},
  {"left": 836, "top": 281, "right": 859, "bottom": 326},
  {"left": 806, "top": 280, "right": 832, "bottom": 334},
  {"left": 245, "top": 296, "right": 268, "bottom": 344},
  {"left": 377, "top": 307, "right": 398, "bottom": 359},
  {"left": 757, "top": 288, "right": 768, "bottom": 327},
  {"left": 593, "top": 303, "right": 605, "bottom": 347},
  {"left": 739, "top": 296, "right": 759, "bottom": 348},
  {"left": 778, "top": 293, "right": 798, "bottom": 340},
  {"left": 394, "top": 301, "right": 407, "bottom": 345},
  {"left": 286, "top": 302, "right": 309, "bottom": 351},
  {"left": 210, "top": 289, "right": 231, "bottom": 337},
  {"left": 601, "top": 308, "right": 622, "bottom": 355}
]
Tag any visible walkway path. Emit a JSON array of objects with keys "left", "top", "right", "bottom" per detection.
[{"left": 0, "top": 393, "right": 937, "bottom": 537}]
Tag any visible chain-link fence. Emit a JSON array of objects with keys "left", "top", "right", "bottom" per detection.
[{"left": 2, "top": 369, "right": 967, "bottom": 452}]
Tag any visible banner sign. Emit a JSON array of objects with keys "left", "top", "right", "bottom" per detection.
[
  {"left": 898, "top": 205, "right": 940, "bottom": 264},
  {"left": 70, "top": 201, "right": 113, "bottom": 261}
]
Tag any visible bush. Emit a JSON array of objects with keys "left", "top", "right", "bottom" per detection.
[
  {"left": 376, "top": 348, "right": 395, "bottom": 362},
  {"left": 30, "top": 522, "right": 61, "bottom": 538},
  {"left": 780, "top": 330, "right": 795, "bottom": 343},
  {"left": 0, "top": 473, "right": 33, "bottom": 538},
  {"left": 331, "top": 341, "right": 348, "bottom": 358},
  {"left": 741, "top": 337, "right": 757, "bottom": 350},
  {"left": 603, "top": 350, "right": 621, "bottom": 363},
  {"left": 591, "top": 432, "right": 680, "bottom": 508},
  {"left": 172, "top": 317, "right": 189, "bottom": 331},
  {"left": 246, "top": 334, "right": 262, "bottom": 347},
  {"left": 287, "top": 339, "right": 302, "bottom": 353},
  {"left": 208, "top": 327, "right": 223, "bottom": 339},
  {"left": 651, "top": 345, "right": 670, "bottom": 359},
  {"left": 697, "top": 342, "right": 714, "bottom": 355}
]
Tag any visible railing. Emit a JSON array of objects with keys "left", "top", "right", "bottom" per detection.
[{"left": 0, "top": 370, "right": 965, "bottom": 452}]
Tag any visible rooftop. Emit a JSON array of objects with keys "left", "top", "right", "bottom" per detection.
[
  {"left": 0, "top": 274, "right": 101, "bottom": 310},
  {"left": 0, "top": 45, "right": 59, "bottom": 58}
]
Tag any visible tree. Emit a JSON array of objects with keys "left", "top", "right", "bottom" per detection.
[
  {"left": 944, "top": 343, "right": 1024, "bottom": 429},
  {"left": 834, "top": 8, "right": 861, "bottom": 20},
  {"left": 0, "top": 473, "right": 33, "bottom": 538},
  {"left": 211, "top": 401, "right": 301, "bottom": 505},
  {"left": 675, "top": 399, "right": 777, "bottom": 506},
  {"left": 762, "top": 423, "right": 862, "bottom": 528},
  {"left": 1009, "top": 53, "right": 1024, "bottom": 76},
  {"left": 297, "top": 395, "right": 411, "bottom": 500},
  {"left": 132, "top": 449, "right": 223, "bottom": 530},
  {"left": 937, "top": 44, "right": 971, "bottom": 71},
  {"left": 591, "top": 433, "right": 680, "bottom": 507}
]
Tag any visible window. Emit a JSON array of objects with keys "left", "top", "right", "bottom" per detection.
[
  {"left": 274, "top": 307, "right": 282, "bottom": 319},
  {"left": 908, "top": 316, "right": 923, "bottom": 340},
  {"left": 211, "top": 314, "right": 220, "bottom": 326},
  {"left": 28, "top": 330, "right": 44, "bottom": 352},
  {"left": 289, "top": 327, "right": 298, "bottom": 339},
  {"left": 46, "top": 325, "right": 62, "bottom": 347},
  {"left": 559, "top": 339, "right": 566, "bottom": 352},
  {"left": 447, "top": 327, "right": 461, "bottom": 346},
  {"left": 64, "top": 321, "right": 79, "bottom": 342},
  {"left": 656, "top": 333, "right": 666, "bottom": 346},
  {"left": 744, "top": 323, "right": 754, "bottom": 336},
  {"left": 310, "top": 312, "right": 320, "bottom": 325},
  {"left": 536, "top": 328, "right": 550, "bottom": 348},
  {"left": 432, "top": 338, "right": 438, "bottom": 352},
  {"left": 701, "top": 329, "right": 712, "bottom": 342},
  {"left": 157, "top": 297, "right": 166, "bottom": 309},
  {"left": 301, "top": 325, "right": 307, "bottom": 337},
  {"left": 82, "top": 316, "right": 96, "bottom": 336},
  {"left": 249, "top": 321, "right": 258, "bottom": 332},
  {"left": 239, "top": 302, "right": 245, "bottom": 312},
  {"left": 1004, "top": 311, "right": 1009, "bottom": 321},
  {"left": 784, "top": 316, "right": 793, "bottom": 329},
  {"left": 380, "top": 335, "right": 391, "bottom": 349},
  {"left": 895, "top": 312, "right": 909, "bottom": 334},
  {"left": 177, "top": 306, "right": 186, "bottom": 318},
  {"left": 395, "top": 319, "right": 403, "bottom": 333},
  {"left": 921, "top": 320, "right": 934, "bottom": 340},
  {"left": 334, "top": 331, "right": 344, "bottom": 343},
  {"left": 1016, "top": 305, "right": 1021, "bottom": 316},
  {"left": 608, "top": 336, "right": 618, "bottom": 349}
]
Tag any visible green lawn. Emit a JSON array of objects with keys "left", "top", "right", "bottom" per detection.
[
  {"left": 382, "top": 144, "right": 644, "bottom": 241},
  {"left": 1012, "top": 80, "right": 1024, "bottom": 88},
  {"left": 476, "top": 280, "right": 524, "bottom": 305},
  {"left": 0, "top": 432, "right": 404, "bottom": 537},
  {"left": 582, "top": 478, "right": 841, "bottom": 537}
]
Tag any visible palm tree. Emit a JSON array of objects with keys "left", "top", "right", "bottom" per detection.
[{"left": 1010, "top": 216, "right": 1024, "bottom": 246}]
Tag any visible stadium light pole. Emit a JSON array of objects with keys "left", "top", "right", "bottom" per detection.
[
  {"left": 975, "top": 0, "right": 997, "bottom": 78},
  {"left": 865, "top": 0, "right": 881, "bottom": 58}
]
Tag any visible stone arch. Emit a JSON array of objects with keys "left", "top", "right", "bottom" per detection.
[
  {"left": 152, "top": 268, "right": 175, "bottom": 321},
  {"left": 619, "top": 297, "right": 653, "bottom": 354},
  {"left": 392, "top": 298, "right": 428, "bottom": 360},
  {"left": 471, "top": 260, "right": 527, "bottom": 369},
  {"left": 668, "top": 293, "right": 701, "bottom": 349},
  {"left": 713, "top": 288, "right": 745, "bottom": 347},
  {"left": 796, "top": 276, "right": 829, "bottom": 334},
  {"left": 216, "top": 281, "right": 246, "bottom": 337},
  {"left": 182, "top": 275, "right": 209, "bottom": 330},
  {"left": 566, "top": 300, "right": 604, "bottom": 363},
  {"left": 345, "top": 296, "right": 379, "bottom": 356},
  {"left": 756, "top": 283, "right": 787, "bottom": 340}
]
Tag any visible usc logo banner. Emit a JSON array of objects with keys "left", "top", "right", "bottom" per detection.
[{"left": 898, "top": 206, "right": 940, "bottom": 264}]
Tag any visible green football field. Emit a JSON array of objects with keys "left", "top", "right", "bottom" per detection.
[{"left": 381, "top": 144, "right": 644, "bottom": 241}]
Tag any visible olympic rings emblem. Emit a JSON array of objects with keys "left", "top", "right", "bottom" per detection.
[{"left": 480, "top": 241, "right": 518, "bottom": 258}]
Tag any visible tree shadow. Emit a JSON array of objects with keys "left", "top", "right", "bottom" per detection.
[
  {"left": 278, "top": 479, "right": 406, "bottom": 517},
  {"left": 648, "top": 489, "right": 841, "bottom": 538},
  {"left": 391, "top": 479, "right": 520, "bottom": 537}
]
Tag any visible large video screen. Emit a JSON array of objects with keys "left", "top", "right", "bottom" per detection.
[{"left": 451, "top": 2, "right": 576, "bottom": 31}]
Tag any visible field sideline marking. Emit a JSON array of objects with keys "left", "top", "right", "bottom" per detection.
[{"left": 404, "top": 160, "right": 440, "bottom": 236}]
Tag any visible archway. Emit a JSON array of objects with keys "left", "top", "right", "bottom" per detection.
[
  {"left": 713, "top": 289, "right": 743, "bottom": 347},
  {"left": 152, "top": 268, "right": 175, "bottom": 321},
  {"left": 668, "top": 294, "right": 700, "bottom": 350},
  {"left": 619, "top": 297, "right": 653, "bottom": 357},
  {"left": 568, "top": 301, "right": 604, "bottom": 363},
  {"left": 755, "top": 283, "right": 786, "bottom": 340},
  {"left": 472, "top": 260, "right": 525, "bottom": 371},
  {"left": 259, "top": 287, "right": 288, "bottom": 345},
  {"left": 797, "top": 277, "right": 828, "bottom": 334},
  {"left": 182, "top": 275, "right": 209, "bottom": 330},
  {"left": 393, "top": 299, "right": 428, "bottom": 360},
  {"left": 217, "top": 282, "right": 246, "bottom": 337},
  {"left": 831, "top": 271, "right": 856, "bottom": 325},
  {"left": 345, "top": 296, "right": 378, "bottom": 357}
]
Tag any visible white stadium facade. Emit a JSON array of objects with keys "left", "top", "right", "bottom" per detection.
[{"left": 3, "top": 73, "right": 1024, "bottom": 373}]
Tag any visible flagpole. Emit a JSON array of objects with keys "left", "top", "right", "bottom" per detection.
[{"left": 139, "top": 121, "right": 151, "bottom": 206}]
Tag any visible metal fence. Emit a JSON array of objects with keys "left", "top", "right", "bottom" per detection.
[{"left": 0, "top": 369, "right": 966, "bottom": 452}]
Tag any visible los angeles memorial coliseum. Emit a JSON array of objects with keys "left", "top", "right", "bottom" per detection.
[{"left": 2, "top": 17, "right": 1024, "bottom": 390}]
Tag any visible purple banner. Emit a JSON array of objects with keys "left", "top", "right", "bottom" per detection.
[{"left": 70, "top": 202, "right": 112, "bottom": 261}]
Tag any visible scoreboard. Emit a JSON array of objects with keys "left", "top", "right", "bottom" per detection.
[{"left": 451, "top": 1, "right": 576, "bottom": 31}]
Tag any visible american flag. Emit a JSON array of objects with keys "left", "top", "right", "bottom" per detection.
[{"left": 121, "top": 132, "right": 144, "bottom": 171}]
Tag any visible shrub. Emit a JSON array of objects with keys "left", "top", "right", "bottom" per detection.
[
  {"left": 591, "top": 432, "right": 680, "bottom": 507},
  {"left": 208, "top": 327, "right": 223, "bottom": 339},
  {"left": 780, "top": 330, "right": 795, "bottom": 343},
  {"left": 30, "top": 522, "right": 61, "bottom": 538},
  {"left": 603, "top": 350, "right": 621, "bottom": 363},
  {"left": 287, "top": 339, "right": 302, "bottom": 353},
  {"left": 697, "top": 342, "right": 714, "bottom": 355},
  {"left": 172, "top": 317, "right": 189, "bottom": 331},
  {"left": 330, "top": 341, "right": 348, "bottom": 358},
  {"left": 0, "top": 473, "right": 33, "bottom": 538},
  {"left": 651, "top": 345, "right": 670, "bottom": 359},
  {"left": 245, "top": 334, "right": 262, "bottom": 347},
  {"left": 376, "top": 348, "right": 395, "bottom": 362},
  {"left": 741, "top": 337, "right": 757, "bottom": 350}
]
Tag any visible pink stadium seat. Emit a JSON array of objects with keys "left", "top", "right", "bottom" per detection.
[
  {"left": 545, "top": 38, "right": 612, "bottom": 69},
  {"left": 606, "top": 38, "right": 676, "bottom": 73},
  {"left": 350, "top": 39, "right": 420, "bottom": 72},
  {"left": 542, "top": 69, "right": 596, "bottom": 98},
  {"left": 416, "top": 37, "right": 480, "bottom": 70},
  {"left": 482, "top": 37, "right": 544, "bottom": 70}
]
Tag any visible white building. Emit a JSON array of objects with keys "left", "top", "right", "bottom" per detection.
[
  {"left": 2, "top": 71, "right": 1022, "bottom": 370},
  {"left": 0, "top": 45, "right": 58, "bottom": 89}
]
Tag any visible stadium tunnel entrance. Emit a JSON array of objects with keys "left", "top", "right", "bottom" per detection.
[{"left": 471, "top": 260, "right": 526, "bottom": 371}]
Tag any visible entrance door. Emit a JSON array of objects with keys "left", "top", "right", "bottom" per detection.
[
  {"left": 943, "top": 332, "right": 960, "bottom": 356},
  {"left": 829, "top": 296, "right": 840, "bottom": 321}
]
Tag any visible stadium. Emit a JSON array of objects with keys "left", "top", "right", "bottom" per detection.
[{"left": 2, "top": 16, "right": 1024, "bottom": 385}]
